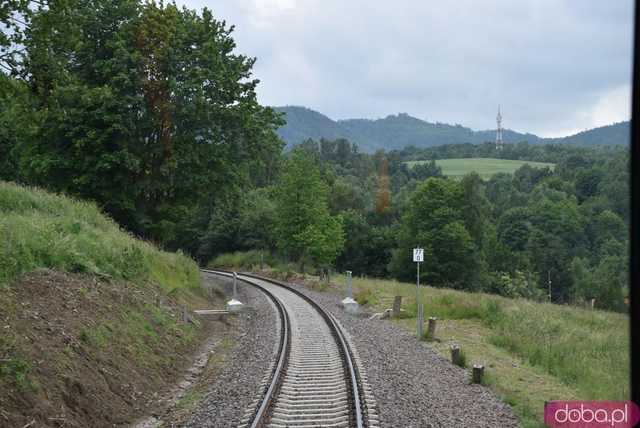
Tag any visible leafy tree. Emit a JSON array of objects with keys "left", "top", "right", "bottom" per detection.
[
  {"left": 591, "top": 210, "right": 626, "bottom": 251},
  {"left": 526, "top": 197, "right": 585, "bottom": 301},
  {"left": 460, "top": 172, "right": 490, "bottom": 247},
  {"left": 410, "top": 159, "right": 442, "bottom": 181},
  {"left": 9, "top": 0, "right": 283, "bottom": 246},
  {"left": 274, "top": 149, "right": 344, "bottom": 270},
  {"left": 328, "top": 176, "right": 367, "bottom": 213},
  {"left": 390, "top": 178, "right": 478, "bottom": 288},
  {"left": 570, "top": 257, "right": 596, "bottom": 303},
  {"left": 591, "top": 256, "right": 627, "bottom": 311},
  {"left": 336, "top": 210, "right": 395, "bottom": 277},
  {"left": 598, "top": 153, "right": 630, "bottom": 222},
  {"left": 574, "top": 167, "right": 603, "bottom": 202},
  {"left": 497, "top": 208, "right": 531, "bottom": 252}
]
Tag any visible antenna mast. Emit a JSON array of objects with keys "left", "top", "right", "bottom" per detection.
[{"left": 496, "top": 105, "right": 504, "bottom": 150}]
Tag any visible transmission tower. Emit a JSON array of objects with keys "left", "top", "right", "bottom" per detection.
[{"left": 496, "top": 105, "right": 504, "bottom": 150}]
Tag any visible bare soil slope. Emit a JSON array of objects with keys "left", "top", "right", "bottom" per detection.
[{"left": 0, "top": 270, "right": 224, "bottom": 428}]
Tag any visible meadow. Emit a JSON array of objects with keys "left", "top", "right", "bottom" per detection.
[
  {"left": 406, "top": 157, "right": 556, "bottom": 179},
  {"left": 340, "top": 274, "right": 628, "bottom": 428}
]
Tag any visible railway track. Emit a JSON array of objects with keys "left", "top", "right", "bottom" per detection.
[{"left": 202, "top": 270, "right": 379, "bottom": 428}]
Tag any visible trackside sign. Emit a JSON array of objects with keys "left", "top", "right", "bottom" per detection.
[{"left": 544, "top": 401, "right": 640, "bottom": 428}]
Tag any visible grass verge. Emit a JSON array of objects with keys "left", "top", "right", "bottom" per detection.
[
  {"left": 0, "top": 181, "right": 200, "bottom": 292},
  {"left": 340, "top": 274, "right": 628, "bottom": 427}
]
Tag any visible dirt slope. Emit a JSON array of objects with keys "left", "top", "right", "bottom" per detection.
[{"left": 0, "top": 269, "right": 224, "bottom": 428}]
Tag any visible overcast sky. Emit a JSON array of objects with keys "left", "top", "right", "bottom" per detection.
[{"left": 178, "top": 0, "right": 633, "bottom": 137}]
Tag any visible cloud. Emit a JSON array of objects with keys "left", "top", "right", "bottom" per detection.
[{"left": 177, "top": 0, "right": 633, "bottom": 137}]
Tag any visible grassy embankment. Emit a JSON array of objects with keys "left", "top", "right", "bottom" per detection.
[
  {"left": 346, "top": 275, "right": 628, "bottom": 428},
  {"left": 0, "top": 181, "right": 212, "bottom": 427},
  {"left": 406, "top": 158, "right": 556, "bottom": 179}
]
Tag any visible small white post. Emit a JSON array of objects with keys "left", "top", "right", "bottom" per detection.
[
  {"left": 233, "top": 271, "right": 238, "bottom": 299},
  {"left": 413, "top": 248, "right": 424, "bottom": 339},
  {"left": 226, "top": 271, "right": 244, "bottom": 312},
  {"left": 341, "top": 270, "right": 359, "bottom": 314}
]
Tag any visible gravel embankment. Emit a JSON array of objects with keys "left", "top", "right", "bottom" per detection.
[
  {"left": 183, "top": 273, "right": 279, "bottom": 427},
  {"left": 293, "top": 284, "right": 519, "bottom": 428}
]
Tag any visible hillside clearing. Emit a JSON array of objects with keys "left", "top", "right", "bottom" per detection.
[{"left": 406, "top": 158, "right": 556, "bottom": 178}]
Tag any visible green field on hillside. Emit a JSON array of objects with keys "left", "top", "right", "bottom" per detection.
[{"left": 407, "top": 158, "right": 556, "bottom": 179}]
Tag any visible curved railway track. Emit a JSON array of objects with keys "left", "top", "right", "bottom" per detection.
[{"left": 202, "top": 269, "right": 378, "bottom": 428}]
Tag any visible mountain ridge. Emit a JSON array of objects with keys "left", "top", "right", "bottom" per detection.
[{"left": 273, "top": 106, "right": 629, "bottom": 152}]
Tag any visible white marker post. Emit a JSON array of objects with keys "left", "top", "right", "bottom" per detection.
[
  {"left": 226, "top": 271, "right": 244, "bottom": 312},
  {"left": 341, "top": 270, "right": 359, "bottom": 314},
  {"left": 413, "top": 248, "right": 424, "bottom": 338}
]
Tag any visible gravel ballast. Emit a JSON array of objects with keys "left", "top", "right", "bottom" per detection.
[
  {"left": 183, "top": 273, "right": 279, "bottom": 427},
  {"left": 182, "top": 273, "right": 518, "bottom": 427},
  {"left": 292, "top": 284, "right": 520, "bottom": 428}
]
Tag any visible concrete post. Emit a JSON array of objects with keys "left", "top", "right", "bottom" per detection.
[
  {"left": 226, "top": 271, "right": 244, "bottom": 312},
  {"left": 341, "top": 270, "right": 359, "bottom": 314},
  {"left": 427, "top": 317, "right": 437, "bottom": 339},
  {"left": 472, "top": 364, "right": 485, "bottom": 384},
  {"left": 451, "top": 344, "right": 460, "bottom": 366},
  {"left": 392, "top": 296, "right": 402, "bottom": 317}
]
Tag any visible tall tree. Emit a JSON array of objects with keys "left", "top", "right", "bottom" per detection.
[
  {"left": 274, "top": 148, "right": 344, "bottom": 270},
  {"left": 10, "top": 0, "right": 283, "bottom": 246},
  {"left": 390, "top": 177, "right": 478, "bottom": 288}
]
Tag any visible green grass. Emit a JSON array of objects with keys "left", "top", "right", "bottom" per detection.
[
  {"left": 336, "top": 274, "right": 629, "bottom": 427},
  {"left": 0, "top": 181, "right": 200, "bottom": 292},
  {"left": 208, "top": 250, "right": 275, "bottom": 270},
  {"left": 0, "top": 358, "right": 32, "bottom": 390},
  {"left": 406, "top": 158, "right": 555, "bottom": 179},
  {"left": 208, "top": 251, "right": 302, "bottom": 281}
]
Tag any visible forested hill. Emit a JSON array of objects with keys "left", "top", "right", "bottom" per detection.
[{"left": 274, "top": 106, "right": 629, "bottom": 152}]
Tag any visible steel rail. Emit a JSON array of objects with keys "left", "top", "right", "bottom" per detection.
[
  {"left": 202, "top": 269, "right": 366, "bottom": 428},
  {"left": 202, "top": 269, "right": 290, "bottom": 428}
]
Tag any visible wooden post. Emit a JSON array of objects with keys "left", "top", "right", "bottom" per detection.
[
  {"left": 472, "top": 364, "right": 485, "bottom": 384},
  {"left": 392, "top": 296, "right": 402, "bottom": 317},
  {"left": 427, "top": 317, "right": 437, "bottom": 339},
  {"left": 451, "top": 344, "right": 460, "bottom": 365},
  {"left": 182, "top": 306, "right": 189, "bottom": 324}
]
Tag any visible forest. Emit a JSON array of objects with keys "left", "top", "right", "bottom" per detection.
[{"left": 0, "top": 1, "right": 630, "bottom": 312}]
